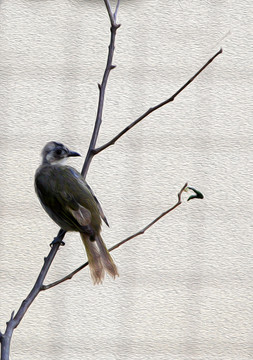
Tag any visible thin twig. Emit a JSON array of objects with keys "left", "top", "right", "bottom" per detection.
[
  {"left": 109, "top": 182, "right": 187, "bottom": 251},
  {"left": 81, "top": 1, "right": 120, "bottom": 178},
  {"left": 94, "top": 48, "right": 223, "bottom": 155},
  {"left": 103, "top": 0, "right": 115, "bottom": 26},
  {"left": 114, "top": 0, "right": 120, "bottom": 21},
  {"left": 41, "top": 182, "right": 188, "bottom": 290}
]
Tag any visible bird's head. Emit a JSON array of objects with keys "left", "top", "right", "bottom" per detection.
[{"left": 41, "top": 141, "right": 81, "bottom": 165}]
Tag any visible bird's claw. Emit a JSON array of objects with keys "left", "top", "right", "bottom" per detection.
[
  {"left": 50, "top": 237, "right": 65, "bottom": 247},
  {"left": 50, "top": 229, "right": 66, "bottom": 247}
]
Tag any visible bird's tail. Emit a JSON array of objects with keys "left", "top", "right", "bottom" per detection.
[{"left": 81, "top": 233, "right": 119, "bottom": 285}]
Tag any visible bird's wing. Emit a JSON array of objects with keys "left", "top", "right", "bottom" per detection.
[
  {"left": 85, "top": 182, "right": 109, "bottom": 227},
  {"left": 68, "top": 206, "right": 91, "bottom": 227},
  {"left": 35, "top": 165, "right": 93, "bottom": 230},
  {"left": 66, "top": 167, "right": 109, "bottom": 227}
]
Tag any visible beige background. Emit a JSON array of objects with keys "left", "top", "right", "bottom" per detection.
[{"left": 0, "top": 0, "right": 252, "bottom": 359}]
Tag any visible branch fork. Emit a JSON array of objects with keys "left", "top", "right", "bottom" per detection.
[{"left": 0, "top": 1, "right": 220, "bottom": 358}]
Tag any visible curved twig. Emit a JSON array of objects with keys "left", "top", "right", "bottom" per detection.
[
  {"left": 94, "top": 48, "right": 222, "bottom": 155},
  {"left": 41, "top": 182, "right": 188, "bottom": 290}
]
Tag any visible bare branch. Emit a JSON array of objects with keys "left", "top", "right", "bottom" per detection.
[
  {"left": 109, "top": 182, "right": 188, "bottom": 251},
  {"left": 0, "top": 242, "right": 61, "bottom": 359},
  {"left": 104, "top": 0, "right": 120, "bottom": 26},
  {"left": 103, "top": 0, "right": 114, "bottom": 26},
  {"left": 0, "top": 0, "right": 216, "bottom": 355},
  {"left": 41, "top": 182, "right": 188, "bottom": 290},
  {"left": 0, "top": 5, "right": 121, "bottom": 358},
  {"left": 114, "top": 0, "right": 120, "bottom": 21},
  {"left": 94, "top": 48, "right": 223, "bottom": 155},
  {"left": 81, "top": 1, "right": 120, "bottom": 178}
]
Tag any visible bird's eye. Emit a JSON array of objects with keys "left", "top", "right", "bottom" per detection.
[{"left": 55, "top": 149, "right": 63, "bottom": 155}]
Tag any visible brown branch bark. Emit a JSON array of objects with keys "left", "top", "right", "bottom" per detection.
[
  {"left": 41, "top": 182, "right": 188, "bottom": 290},
  {"left": 94, "top": 48, "right": 222, "bottom": 155}
]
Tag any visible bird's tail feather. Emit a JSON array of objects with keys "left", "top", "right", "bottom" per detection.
[
  {"left": 96, "top": 234, "right": 119, "bottom": 280},
  {"left": 81, "top": 233, "right": 118, "bottom": 284}
]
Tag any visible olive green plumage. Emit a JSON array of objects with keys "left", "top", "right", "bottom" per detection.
[
  {"left": 35, "top": 141, "right": 118, "bottom": 284},
  {"left": 35, "top": 164, "right": 101, "bottom": 234}
]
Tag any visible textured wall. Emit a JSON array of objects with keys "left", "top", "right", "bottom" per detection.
[{"left": 0, "top": 0, "right": 252, "bottom": 359}]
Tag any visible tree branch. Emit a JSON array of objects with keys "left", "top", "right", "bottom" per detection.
[
  {"left": 114, "top": 0, "right": 120, "bottom": 21},
  {"left": 0, "top": 3, "right": 120, "bottom": 359},
  {"left": 41, "top": 182, "right": 188, "bottom": 290},
  {"left": 0, "top": 2, "right": 216, "bottom": 358},
  {"left": 94, "top": 48, "right": 223, "bottom": 155},
  {"left": 103, "top": 0, "right": 115, "bottom": 26},
  {"left": 81, "top": 0, "right": 120, "bottom": 178},
  {"left": 0, "top": 242, "right": 61, "bottom": 360},
  {"left": 104, "top": 0, "right": 120, "bottom": 26}
]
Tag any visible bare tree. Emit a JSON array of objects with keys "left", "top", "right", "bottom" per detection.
[{"left": 0, "top": 1, "right": 222, "bottom": 359}]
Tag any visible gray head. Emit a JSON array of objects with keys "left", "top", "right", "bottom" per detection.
[{"left": 41, "top": 141, "right": 81, "bottom": 165}]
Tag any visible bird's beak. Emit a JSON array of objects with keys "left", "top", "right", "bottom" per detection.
[{"left": 68, "top": 150, "right": 81, "bottom": 157}]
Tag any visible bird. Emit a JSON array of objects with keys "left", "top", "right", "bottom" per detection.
[{"left": 34, "top": 141, "right": 118, "bottom": 284}]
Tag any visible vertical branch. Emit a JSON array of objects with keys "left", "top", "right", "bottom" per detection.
[
  {"left": 0, "top": 4, "right": 121, "bottom": 358},
  {"left": 81, "top": 1, "right": 120, "bottom": 178}
]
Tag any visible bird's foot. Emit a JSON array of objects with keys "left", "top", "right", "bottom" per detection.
[
  {"left": 50, "top": 237, "right": 65, "bottom": 247},
  {"left": 50, "top": 229, "right": 66, "bottom": 247}
]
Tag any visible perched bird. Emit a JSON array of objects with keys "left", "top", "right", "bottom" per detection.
[{"left": 35, "top": 141, "right": 118, "bottom": 284}]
